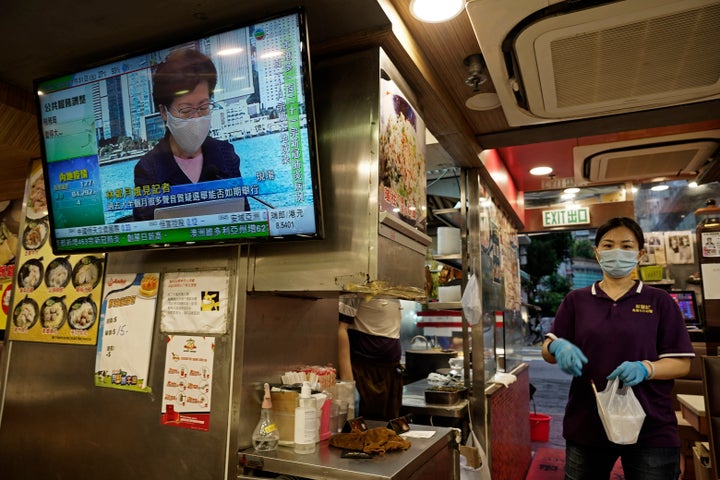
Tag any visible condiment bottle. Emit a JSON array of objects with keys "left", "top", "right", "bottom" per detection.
[
  {"left": 293, "top": 381, "right": 317, "bottom": 454},
  {"left": 252, "top": 383, "right": 279, "bottom": 451}
]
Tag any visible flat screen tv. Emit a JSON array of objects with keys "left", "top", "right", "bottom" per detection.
[{"left": 34, "top": 9, "right": 322, "bottom": 254}]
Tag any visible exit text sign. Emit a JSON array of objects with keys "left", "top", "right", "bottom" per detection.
[{"left": 542, "top": 207, "right": 590, "bottom": 227}]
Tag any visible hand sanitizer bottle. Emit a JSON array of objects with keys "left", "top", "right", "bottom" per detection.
[{"left": 293, "top": 381, "right": 317, "bottom": 454}]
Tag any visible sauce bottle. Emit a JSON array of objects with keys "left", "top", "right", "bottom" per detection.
[{"left": 252, "top": 383, "right": 279, "bottom": 451}]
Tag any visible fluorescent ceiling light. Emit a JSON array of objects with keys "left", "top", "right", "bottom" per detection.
[
  {"left": 410, "top": 0, "right": 464, "bottom": 23},
  {"left": 650, "top": 184, "right": 669, "bottom": 192}
]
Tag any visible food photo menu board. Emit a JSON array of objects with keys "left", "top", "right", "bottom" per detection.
[{"left": 8, "top": 161, "right": 104, "bottom": 345}]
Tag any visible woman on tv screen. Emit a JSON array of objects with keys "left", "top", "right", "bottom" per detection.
[{"left": 133, "top": 48, "right": 249, "bottom": 221}]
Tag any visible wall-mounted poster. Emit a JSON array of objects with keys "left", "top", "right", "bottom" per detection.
[
  {"left": 8, "top": 161, "right": 104, "bottom": 345},
  {"left": 95, "top": 273, "right": 159, "bottom": 392},
  {"left": 641, "top": 232, "right": 667, "bottom": 265},
  {"left": 0, "top": 280, "right": 12, "bottom": 332},
  {"left": 160, "top": 335, "right": 214, "bottom": 431},
  {"left": 0, "top": 199, "right": 22, "bottom": 335},
  {"left": 160, "top": 270, "right": 229, "bottom": 334},
  {"left": 701, "top": 232, "right": 720, "bottom": 258},
  {"left": 664, "top": 231, "right": 694, "bottom": 265}
]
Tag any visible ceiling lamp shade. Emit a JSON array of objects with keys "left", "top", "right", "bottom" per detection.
[
  {"left": 410, "top": 0, "right": 464, "bottom": 23},
  {"left": 465, "top": 92, "right": 501, "bottom": 111}
]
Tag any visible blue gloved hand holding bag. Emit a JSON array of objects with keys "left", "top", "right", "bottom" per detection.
[{"left": 607, "top": 361, "right": 651, "bottom": 386}]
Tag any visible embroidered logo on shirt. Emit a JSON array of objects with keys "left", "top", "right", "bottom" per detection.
[{"left": 632, "top": 304, "right": 654, "bottom": 314}]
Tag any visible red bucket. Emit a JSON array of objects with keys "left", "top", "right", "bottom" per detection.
[{"left": 529, "top": 413, "right": 551, "bottom": 442}]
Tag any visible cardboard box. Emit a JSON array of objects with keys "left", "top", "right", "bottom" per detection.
[{"left": 693, "top": 442, "right": 712, "bottom": 480}]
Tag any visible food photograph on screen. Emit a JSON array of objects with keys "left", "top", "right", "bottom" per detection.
[{"left": 35, "top": 10, "right": 321, "bottom": 253}]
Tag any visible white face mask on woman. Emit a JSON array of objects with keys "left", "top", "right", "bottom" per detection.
[
  {"left": 165, "top": 109, "right": 211, "bottom": 155},
  {"left": 597, "top": 248, "right": 639, "bottom": 278}
]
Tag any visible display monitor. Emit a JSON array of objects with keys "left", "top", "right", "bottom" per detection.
[
  {"left": 669, "top": 290, "right": 701, "bottom": 328},
  {"left": 34, "top": 9, "right": 322, "bottom": 253}
]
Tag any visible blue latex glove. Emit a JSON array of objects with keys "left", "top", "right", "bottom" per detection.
[
  {"left": 548, "top": 338, "right": 588, "bottom": 377},
  {"left": 607, "top": 361, "right": 649, "bottom": 386}
]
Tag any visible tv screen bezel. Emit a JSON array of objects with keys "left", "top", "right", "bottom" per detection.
[{"left": 33, "top": 7, "right": 323, "bottom": 255}]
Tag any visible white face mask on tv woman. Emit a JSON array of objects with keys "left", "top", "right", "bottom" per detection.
[{"left": 165, "top": 109, "right": 211, "bottom": 155}]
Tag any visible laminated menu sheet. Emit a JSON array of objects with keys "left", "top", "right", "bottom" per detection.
[{"left": 95, "top": 273, "right": 159, "bottom": 392}]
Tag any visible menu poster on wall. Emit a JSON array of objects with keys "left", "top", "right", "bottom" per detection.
[
  {"left": 8, "top": 161, "right": 105, "bottom": 345},
  {"left": 160, "top": 270, "right": 229, "bottom": 334},
  {"left": 378, "top": 75, "right": 426, "bottom": 230},
  {"left": 0, "top": 199, "right": 23, "bottom": 336},
  {"left": 0, "top": 280, "right": 12, "bottom": 331},
  {"left": 95, "top": 273, "right": 160, "bottom": 392},
  {"left": 160, "top": 335, "right": 214, "bottom": 431}
]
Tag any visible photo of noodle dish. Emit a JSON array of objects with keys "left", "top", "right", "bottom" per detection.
[
  {"left": 18, "top": 259, "right": 44, "bottom": 291},
  {"left": 72, "top": 256, "right": 103, "bottom": 290},
  {"left": 22, "top": 218, "right": 48, "bottom": 251},
  {"left": 41, "top": 296, "right": 67, "bottom": 329},
  {"left": 68, "top": 296, "right": 97, "bottom": 330},
  {"left": 26, "top": 170, "right": 48, "bottom": 220},
  {"left": 45, "top": 257, "right": 72, "bottom": 289},
  {"left": 379, "top": 93, "right": 425, "bottom": 224},
  {"left": 13, "top": 298, "right": 38, "bottom": 329}
]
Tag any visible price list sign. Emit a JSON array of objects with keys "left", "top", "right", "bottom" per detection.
[{"left": 95, "top": 273, "right": 159, "bottom": 392}]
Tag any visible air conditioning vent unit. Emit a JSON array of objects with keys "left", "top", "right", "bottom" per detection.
[
  {"left": 465, "top": 0, "right": 720, "bottom": 126},
  {"left": 573, "top": 129, "right": 720, "bottom": 184}
]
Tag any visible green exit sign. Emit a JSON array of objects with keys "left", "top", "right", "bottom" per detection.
[{"left": 542, "top": 207, "right": 590, "bottom": 227}]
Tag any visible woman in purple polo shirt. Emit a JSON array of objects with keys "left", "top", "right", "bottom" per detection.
[{"left": 542, "top": 217, "right": 694, "bottom": 480}]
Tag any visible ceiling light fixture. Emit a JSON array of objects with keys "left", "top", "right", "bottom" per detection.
[
  {"left": 650, "top": 184, "right": 669, "bottom": 192},
  {"left": 463, "top": 54, "right": 487, "bottom": 92},
  {"left": 409, "top": 0, "right": 464, "bottom": 23},
  {"left": 530, "top": 166, "right": 553, "bottom": 176}
]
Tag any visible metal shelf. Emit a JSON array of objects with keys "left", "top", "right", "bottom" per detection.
[
  {"left": 432, "top": 207, "right": 462, "bottom": 229},
  {"left": 427, "top": 301, "right": 463, "bottom": 310}
]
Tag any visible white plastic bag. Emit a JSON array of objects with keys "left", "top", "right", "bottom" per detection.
[
  {"left": 593, "top": 378, "right": 646, "bottom": 444},
  {"left": 460, "top": 429, "right": 491, "bottom": 480},
  {"left": 461, "top": 274, "right": 482, "bottom": 326}
]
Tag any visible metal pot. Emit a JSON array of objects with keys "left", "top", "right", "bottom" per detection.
[{"left": 404, "top": 349, "right": 457, "bottom": 383}]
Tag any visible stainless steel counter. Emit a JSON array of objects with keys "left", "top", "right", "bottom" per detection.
[
  {"left": 237, "top": 422, "right": 459, "bottom": 480},
  {"left": 402, "top": 379, "right": 469, "bottom": 418}
]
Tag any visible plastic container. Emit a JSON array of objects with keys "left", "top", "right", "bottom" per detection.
[
  {"left": 437, "top": 227, "right": 461, "bottom": 255},
  {"left": 313, "top": 392, "right": 332, "bottom": 441},
  {"left": 529, "top": 413, "right": 551, "bottom": 442},
  {"left": 639, "top": 265, "right": 663, "bottom": 281},
  {"left": 438, "top": 285, "right": 462, "bottom": 302},
  {"left": 293, "top": 381, "right": 317, "bottom": 454}
]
